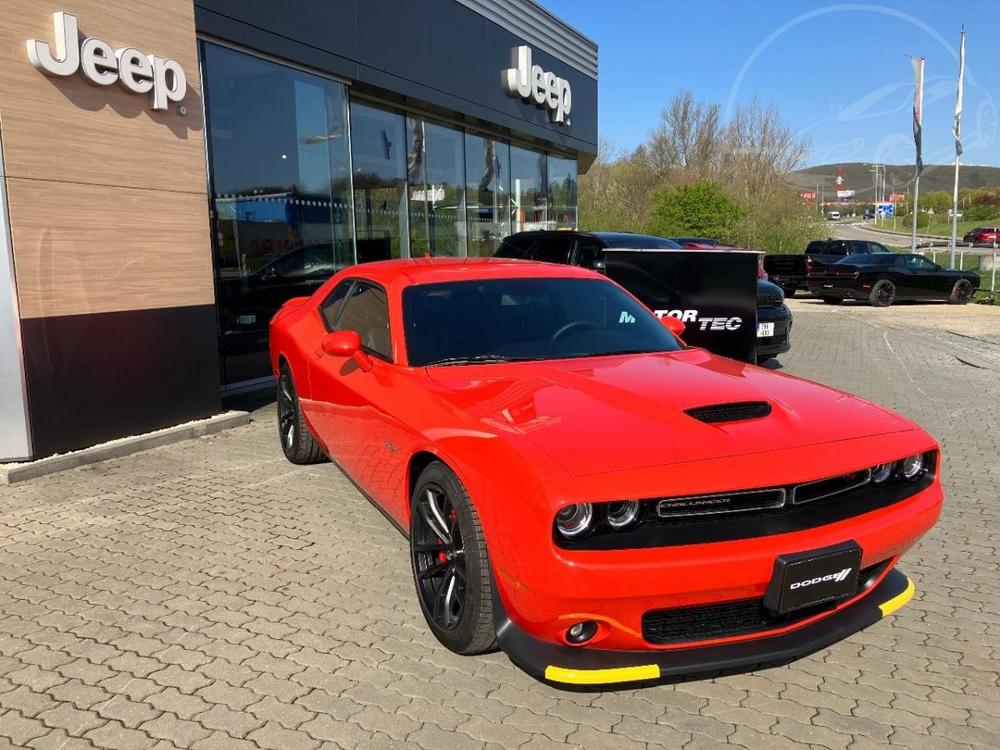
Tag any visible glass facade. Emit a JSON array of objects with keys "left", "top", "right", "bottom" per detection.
[
  {"left": 201, "top": 45, "right": 577, "bottom": 384},
  {"left": 201, "top": 42, "right": 353, "bottom": 384},
  {"left": 465, "top": 134, "right": 510, "bottom": 256},
  {"left": 350, "top": 102, "right": 408, "bottom": 263}
]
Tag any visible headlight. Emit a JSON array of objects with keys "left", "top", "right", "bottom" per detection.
[
  {"left": 871, "top": 462, "right": 895, "bottom": 484},
  {"left": 555, "top": 504, "right": 593, "bottom": 538},
  {"left": 901, "top": 453, "right": 925, "bottom": 480},
  {"left": 605, "top": 500, "right": 641, "bottom": 530}
]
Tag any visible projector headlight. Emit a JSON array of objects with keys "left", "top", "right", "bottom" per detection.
[
  {"left": 555, "top": 504, "right": 593, "bottom": 538},
  {"left": 901, "top": 453, "right": 925, "bottom": 480}
]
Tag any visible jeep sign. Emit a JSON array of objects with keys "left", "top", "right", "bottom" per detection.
[
  {"left": 503, "top": 46, "right": 571, "bottom": 125},
  {"left": 27, "top": 11, "right": 187, "bottom": 111}
]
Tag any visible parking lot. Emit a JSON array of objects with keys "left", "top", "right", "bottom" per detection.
[{"left": 0, "top": 301, "right": 998, "bottom": 750}]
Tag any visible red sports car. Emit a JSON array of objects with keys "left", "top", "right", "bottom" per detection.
[{"left": 269, "top": 258, "right": 941, "bottom": 686}]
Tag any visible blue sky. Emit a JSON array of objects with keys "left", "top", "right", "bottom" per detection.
[{"left": 542, "top": 1, "right": 1000, "bottom": 167}]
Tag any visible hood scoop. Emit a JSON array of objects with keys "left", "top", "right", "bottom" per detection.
[{"left": 685, "top": 401, "right": 772, "bottom": 424}]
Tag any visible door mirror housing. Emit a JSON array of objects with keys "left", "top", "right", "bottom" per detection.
[
  {"left": 321, "top": 331, "right": 373, "bottom": 371},
  {"left": 660, "top": 315, "right": 686, "bottom": 337}
]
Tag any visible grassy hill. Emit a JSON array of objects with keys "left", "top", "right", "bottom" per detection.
[{"left": 788, "top": 162, "right": 1000, "bottom": 198}]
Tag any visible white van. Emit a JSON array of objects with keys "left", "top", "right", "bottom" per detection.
[{"left": 826, "top": 210, "right": 841, "bottom": 221}]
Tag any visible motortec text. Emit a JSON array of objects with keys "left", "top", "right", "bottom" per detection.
[
  {"left": 27, "top": 11, "right": 187, "bottom": 111},
  {"left": 789, "top": 568, "right": 853, "bottom": 590},
  {"left": 654, "top": 309, "right": 743, "bottom": 331}
]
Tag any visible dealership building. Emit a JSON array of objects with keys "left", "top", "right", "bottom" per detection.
[{"left": 0, "top": 0, "right": 598, "bottom": 461}]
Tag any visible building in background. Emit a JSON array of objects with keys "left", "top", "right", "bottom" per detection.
[{"left": 0, "top": 0, "right": 598, "bottom": 461}]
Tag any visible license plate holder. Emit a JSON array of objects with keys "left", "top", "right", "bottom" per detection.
[
  {"left": 756, "top": 322, "right": 775, "bottom": 338},
  {"left": 763, "top": 541, "right": 862, "bottom": 615}
]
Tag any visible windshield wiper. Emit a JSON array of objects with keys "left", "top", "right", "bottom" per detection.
[{"left": 424, "top": 354, "right": 518, "bottom": 367}]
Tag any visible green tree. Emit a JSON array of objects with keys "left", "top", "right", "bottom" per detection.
[{"left": 646, "top": 182, "right": 742, "bottom": 239}]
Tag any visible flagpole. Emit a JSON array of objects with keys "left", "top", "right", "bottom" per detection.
[
  {"left": 950, "top": 28, "right": 966, "bottom": 269},
  {"left": 909, "top": 55, "right": 925, "bottom": 255}
]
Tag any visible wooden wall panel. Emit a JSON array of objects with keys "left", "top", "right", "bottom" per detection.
[
  {"left": 0, "top": 0, "right": 213, "bottom": 318},
  {"left": 6, "top": 177, "right": 214, "bottom": 318}
]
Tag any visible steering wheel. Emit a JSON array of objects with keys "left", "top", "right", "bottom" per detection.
[{"left": 550, "top": 321, "right": 599, "bottom": 340}]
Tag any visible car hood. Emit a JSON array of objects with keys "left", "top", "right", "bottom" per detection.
[{"left": 424, "top": 350, "right": 913, "bottom": 478}]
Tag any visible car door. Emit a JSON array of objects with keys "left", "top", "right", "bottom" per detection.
[
  {"left": 907, "top": 255, "right": 948, "bottom": 298},
  {"left": 309, "top": 279, "right": 412, "bottom": 520}
]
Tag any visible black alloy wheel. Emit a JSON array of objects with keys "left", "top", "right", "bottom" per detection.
[
  {"left": 277, "top": 366, "right": 325, "bottom": 464},
  {"left": 870, "top": 279, "right": 896, "bottom": 307},
  {"left": 949, "top": 278, "right": 974, "bottom": 304},
  {"left": 410, "top": 462, "right": 496, "bottom": 654}
]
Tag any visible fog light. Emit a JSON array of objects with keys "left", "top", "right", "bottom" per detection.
[
  {"left": 901, "top": 454, "right": 925, "bottom": 480},
  {"left": 871, "top": 462, "right": 895, "bottom": 484},
  {"left": 555, "top": 504, "right": 593, "bottom": 538},
  {"left": 566, "top": 620, "right": 598, "bottom": 644},
  {"left": 605, "top": 500, "right": 641, "bottom": 530}
]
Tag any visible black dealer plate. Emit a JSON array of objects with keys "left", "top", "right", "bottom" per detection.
[{"left": 763, "top": 541, "right": 862, "bottom": 615}]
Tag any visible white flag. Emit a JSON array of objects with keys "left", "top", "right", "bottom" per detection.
[
  {"left": 911, "top": 56, "right": 925, "bottom": 175},
  {"left": 953, "top": 30, "right": 965, "bottom": 157}
]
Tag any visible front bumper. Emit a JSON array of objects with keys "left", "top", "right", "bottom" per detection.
[
  {"left": 495, "top": 568, "right": 913, "bottom": 687},
  {"left": 756, "top": 304, "right": 792, "bottom": 358}
]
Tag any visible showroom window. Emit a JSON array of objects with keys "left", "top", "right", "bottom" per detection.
[
  {"left": 510, "top": 144, "right": 548, "bottom": 233},
  {"left": 547, "top": 154, "right": 578, "bottom": 229},
  {"left": 408, "top": 118, "right": 467, "bottom": 257},
  {"left": 201, "top": 42, "right": 353, "bottom": 385},
  {"left": 351, "top": 102, "right": 409, "bottom": 262},
  {"left": 465, "top": 133, "right": 511, "bottom": 256}
]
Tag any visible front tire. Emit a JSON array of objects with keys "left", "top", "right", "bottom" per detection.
[
  {"left": 277, "top": 365, "right": 325, "bottom": 464},
  {"left": 782, "top": 286, "right": 797, "bottom": 299},
  {"left": 870, "top": 279, "right": 896, "bottom": 307},
  {"left": 949, "top": 278, "right": 974, "bottom": 304},
  {"left": 410, "top": 461, "right": 496, "bottom": 655}
]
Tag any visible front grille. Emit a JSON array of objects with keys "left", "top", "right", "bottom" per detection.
[
  {"left": 757, "top": 290, "right": 784, "bottom": 307},
  {"left": 641, "top": 563, "right": 885, "bottom": 644},
  {"left": 554, "top": 452, "right": 937, "bottom": 550},
  {"left": 685, "top": 401, "right": 772, "bottom": 424},
  {"left": 793, "top": 469, "right": 871, "bottom": 504}
]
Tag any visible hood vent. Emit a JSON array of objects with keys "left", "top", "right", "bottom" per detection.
[{"left": 685, "top": 401, "right": 772, "bottom": 424}]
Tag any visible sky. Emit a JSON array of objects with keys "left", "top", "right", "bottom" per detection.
[{"left": 541, "top": 0, "right": 1000, "bottom": 168}]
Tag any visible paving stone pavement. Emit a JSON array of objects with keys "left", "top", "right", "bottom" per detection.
[{"left": 1, "top": 301, "right": 998, "bottom": 750}]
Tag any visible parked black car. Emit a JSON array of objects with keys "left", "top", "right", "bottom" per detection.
[
  {"left": 806, "top": 253, "right": 980, "bottom": 307},
  {"left": 494, "top": 230, "right": 792, "bottom": 364},
  {"left": 764, "top": 239, "right": 895, "bottom": 297}
]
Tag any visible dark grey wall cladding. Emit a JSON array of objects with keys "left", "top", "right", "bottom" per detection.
[{"left": 193, "top": 0, "right": 598, "bottom": 158}]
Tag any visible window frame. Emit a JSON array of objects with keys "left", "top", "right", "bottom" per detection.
[{"left": 319, "top": 277, "right": 394, "bottom": 363}]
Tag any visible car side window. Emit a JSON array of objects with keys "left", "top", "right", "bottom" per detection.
[
  {"left": 849, "top": 241, "right": 869, "bottom": 254},
  {"left": 333, "top": 281, "right": 393, "bottom": 361},
  {"left": 496, "top": 237, "right": 530, "bottom": 259},
  {"left": 913, "top": 256, "right": 937, "bottom": 271},
  {"left": 870, "top": 243, "right": 890, "bottom": 253},
  {"left": 319, "top": 280, "right": 354, "bottom": 330},
  {"left": 574, "top": 240, "right": 604, "bottom": 270},
  {"left": 532, "top": 236, "right": 573, "bottom": 264}
]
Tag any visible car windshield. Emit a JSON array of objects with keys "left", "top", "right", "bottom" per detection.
[{"left": 403, "top": 277, "right": 683, "bottom": 366}]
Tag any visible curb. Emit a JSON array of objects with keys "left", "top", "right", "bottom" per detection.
[{"left": 0, "top": 410, "right": 251, "bottom": 485}]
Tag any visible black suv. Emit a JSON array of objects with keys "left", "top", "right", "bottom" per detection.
[{"left": 494, "top": 231, "right": 792, "bottom": 364}]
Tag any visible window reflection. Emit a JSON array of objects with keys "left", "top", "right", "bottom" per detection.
[
  {"left": 510, "top": 145, "right": 548, "bottom": 232},
  {"left": 351, "top": 102, "right": 409, "bottom": 262},
  {"left": 408, "top": 118, "right": 466, "bottom": 256},
  {"left": 465, "top": 134, "right": 510, "bottom": 256},
  {"left": 547, "top": 155, "right": 578, "bottom": 229},
  {"left": 201, "top": 42, "right": 352, "bottom": 384}
]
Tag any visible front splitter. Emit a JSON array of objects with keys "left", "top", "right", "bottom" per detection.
[{"left": 494, "top": 568, "right": 914, "bottom": 687}]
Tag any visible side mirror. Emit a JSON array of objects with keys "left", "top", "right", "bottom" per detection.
[
  {"left": 591, "top": 259, "right": 607, "bottom": 275},
  {"left": 321, "top": 330, "right": 373, "bottom": 371},
  {"left": 660, "top": 316, "right": 686, "bottom": 337}
]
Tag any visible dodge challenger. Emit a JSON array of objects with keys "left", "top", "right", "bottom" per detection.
[{"left": 269, "top": 258, "right": 941, "bottom": 686}]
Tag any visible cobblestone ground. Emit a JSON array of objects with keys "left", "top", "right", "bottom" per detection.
[{"left": 1, "top": 302, "right": 998, "bottom": 750}]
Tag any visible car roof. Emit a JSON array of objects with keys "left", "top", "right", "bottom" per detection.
[{"left": 339, "top": 256, "right": 601, "bottom": 285}]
